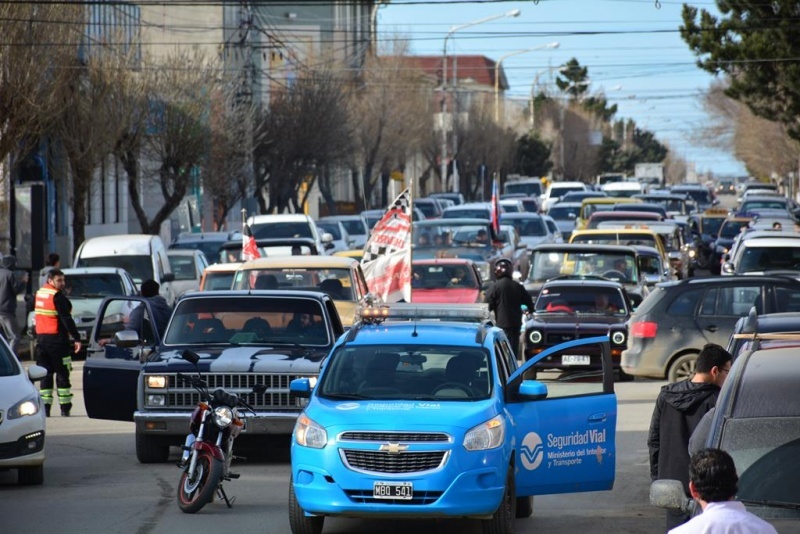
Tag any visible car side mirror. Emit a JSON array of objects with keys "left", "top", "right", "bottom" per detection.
[
  {"left": 114, "top": 329, "right": 141, "bottom": 348},
  {"left": 163, "top": 272, "right": 175, "bottom": 283},
  {"left": 650, "top": 480, "right": 692, "bottom": 513},
  {"left": 518, "top": 380, "right": 548, "bottom": 400},
  {"left": 721, "top": 262, "right": 735, "bottom": 274}
]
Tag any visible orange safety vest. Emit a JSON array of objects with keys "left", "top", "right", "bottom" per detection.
[{"left": 34, "top": 284, "right": 60, "bottom": 335}]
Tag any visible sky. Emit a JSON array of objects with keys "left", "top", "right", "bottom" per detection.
[{"left": 376, "top": 0, "right": 747, "bottom": 178}]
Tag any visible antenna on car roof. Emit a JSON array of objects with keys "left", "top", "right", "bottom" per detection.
[{"left": 412, "top": 307, "right": 419, "bottom": 337}]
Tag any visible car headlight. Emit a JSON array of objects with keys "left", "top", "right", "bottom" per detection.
[
  {"left": 294, "top": 414, "right": 327, "bottom": 448},
  {"left": 528, "top": 330, "right": 543, "bottom": 344},
  {"left": 611, "top": 331, "right": 626, "bottom": 345},
  {"left": 147, "top": 375, "right": 167, "bottom": 388},
  {"left": 464, "top": 415, "right": 505, "bottom": 451},
  {"left": 213, "top": 406, "right": 233, "bottom": 428},
  {"left": 8, "top": 394, "right": 41, "bottom": 419}
]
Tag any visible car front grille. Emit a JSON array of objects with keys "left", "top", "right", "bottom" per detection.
[
  {"left": 341, "top": 449, "right": 448, "bottom": 474},
  {"left": 161, "top": 373, "right": 304, "bottom": 410},
  {"left": 545, "top": 332, "right": 602, "bottom": 344},
  {"left": 339, "top": 432, "right": 450, "bottom": 443}
]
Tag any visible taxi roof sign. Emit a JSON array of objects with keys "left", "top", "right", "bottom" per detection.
[
  {"left": 356, "top": 303, "right": 492, "bottom": 324},
  {"left": 703, "top": 207, "right": 729, "bottom": 216}
]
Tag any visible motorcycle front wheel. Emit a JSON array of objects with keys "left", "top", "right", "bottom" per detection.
[{"left": 177, "top": 452, "right": 223, "bottom": 513}]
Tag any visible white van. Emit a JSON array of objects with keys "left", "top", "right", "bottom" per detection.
[
  {"left": 247, "top": 213, "right": 334, "bottom": 255},
  {"left": 73, "top": 234, "right": 177, "bottom": 304}
]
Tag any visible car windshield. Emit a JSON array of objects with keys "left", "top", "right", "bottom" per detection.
[
  {"left": 535, "top": 286, "right": 627, "bottom": 316},
  {"left": 720, "top": 418, "right": 800, "bottom": 512},
  {"left": 442, "top": 209, "right": 490, "bottom": 219},
  {"left": 413, "top": 222, "right": 495, "bottom": 250},
  {"left": 720, "top": 220, "right": 751, "bottom": 238},
  {"left": 504, "top": 217, "right": 547, "bottom": 237},
  {"left": 232, "top": 267, "right": 354, "bottom": 300},
  {"left": 77, "top": 256, "right": 153, "bottom": 284},
  {"left": 203, "top": 271, "right": 234, "bottom": 290},
  {"left": 168, "top": 256, "right": 199, "bottom": 281},
  {"left": 318, "top": 344, "right": 492, "bottom": 400},
  {"left": 66, "top": 274, "right": 125, "bottom": 298},
  {"left": 529, "top": 251, "right": 638, "bottom": 283},
  {"left": 170, "top": 241, "right": 223, "bottom": 263},
  {"left": 0, "top": 342, "right": 20, "bottom": 377},
  {"left": 701, "top": 217, "right": 725, "bottom": 236},
  {"left": 163, "top": 296, "right": 329, "bottom": 346},
  {"left": 412, "top": 264, "right": 479, "bottom": 290},
  {"left": 742, "top": 201, "right": 788, "bottom": 212},
  {"left": 572, "top": 232, "right": 659, "bottom": 250},
  {"left": 251, "top": 221, "right": 313, "bottom": 240},
  {"left": 737, "top": 247, "right": 800, "bottom": 273},
  {"left": 548, "top": 205, "right": 581, "bottom": 220},
  {"left": 317, "top": 223, "right": 342, "bottom": 240}
]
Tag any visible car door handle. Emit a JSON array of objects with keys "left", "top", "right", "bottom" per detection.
[{"left": 588, "top": 413, "right": 608, "bottom": 423}]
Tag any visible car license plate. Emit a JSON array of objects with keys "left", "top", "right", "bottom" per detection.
[
  {"left": 562, "top": 355, "right": 590, "bottom": 366},
  {"left": 79, "top": 330, "right": 88, "bottom": 340},
  {"left": 373, "top": 481, "right": 413, "bottom": 500}
]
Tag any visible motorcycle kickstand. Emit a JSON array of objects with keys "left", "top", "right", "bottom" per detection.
[{"left": 217, "top": 484, "right": 235, "bottom": 508}]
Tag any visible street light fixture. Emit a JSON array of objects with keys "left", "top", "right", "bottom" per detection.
[
  {"left": 494, "top": 42, "right": 559, "bottom": 123},
  {"left": 440, "top": 8, "right": 521, "bottom": 192}
]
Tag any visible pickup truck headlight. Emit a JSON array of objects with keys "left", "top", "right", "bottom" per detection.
[
  {"left": 528, "top": 330, "right": 543, "bottom": 344},
  {"left": 463, "top": 415, "right": 505, "bottom": 451},
  {"left": 611, "top": 331, "right": 626, "bottom": 345},
  {"left": 213, "top": 406, "right": 233, "bottom": 428},
  {"left": 147, "top": 375, "right": 167, "bottom": 388},
  {"left": 295, "top": 414, "right": 327, "bottom": 449}
]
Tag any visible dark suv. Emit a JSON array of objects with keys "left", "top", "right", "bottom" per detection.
[{"left": 622, "top": 275, "right": 800, "bottom": 382}]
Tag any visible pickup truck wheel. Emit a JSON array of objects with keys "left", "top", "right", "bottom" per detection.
[
  {"left": 289, "top": 480, "right": 324, "bottom": 534},
  {"left": 482, "top": 466, "right": 516, "bottom": 534},
  {"left": 18, "top": 465, "right": 44, "bottom": 486},
  {"left": 515, "top": 496, "right": 533, "bottom": 518},
  {"left": 136, "top": 432, "right": 170, "bottom": 463}
]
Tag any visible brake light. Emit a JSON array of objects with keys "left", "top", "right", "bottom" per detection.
[{"left": 630, "top": 321, "right": 658, "bottom": 338}]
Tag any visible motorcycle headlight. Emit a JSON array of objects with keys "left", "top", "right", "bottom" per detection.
[
  {"left": 528, "top": 330, "right": 542, "bottom": 344},
  {"left": 294, "top": 414, "right": 327, "bottom": 449},
  {"left": 688, "top": 249, "right": 696, "bottom": 258},
  {"left": 611, "top": 331, "right": 626, "bottom": 345},
  {"left": 213, "top": 406, "right": 233, "bottom": 428},
  {"left": 464, "top": 415, "right": 505, "bottom": 451},
  {"left": 8, "top": 394, "right": 40, "bottom": 419}
]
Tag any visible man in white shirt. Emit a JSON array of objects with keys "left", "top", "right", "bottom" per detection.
[{"left": 669, "top": 448, "right": 778, "bottom": 534}]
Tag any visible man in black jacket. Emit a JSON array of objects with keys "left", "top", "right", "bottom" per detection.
[
  {"left": 484, "top": 259, "right": 533, "bottom": 359},
  {"left": 647, "top": 343, "right": 732, "bottom": 531}
]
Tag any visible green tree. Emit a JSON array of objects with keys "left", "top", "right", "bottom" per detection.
[
  {"left": 681, "top": 2, "right": 800, "bottom": 139},
  {"left": 556, "top": 58, "right": 590, "bottom": 100},
  {"left": 514, "top": 134, "right": 553, "bottom": 177}
]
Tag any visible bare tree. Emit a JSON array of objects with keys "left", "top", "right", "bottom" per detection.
[
  {"left": 54, "top": 41, "right": 142, "bottom": 250},
  {"left": 130, "top": 48, "right": 218, "bottom": 234},
  {"left": 0, "top": 3, "right": 83, "bottom": 179}
]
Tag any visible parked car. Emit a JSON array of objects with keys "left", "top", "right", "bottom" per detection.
[
  {"left": 169, "top": 231, "right": 240, "bottom": 265},
  {"left": 231, "top": 255, "right": 370, "bottom": 327},
  {"left": 541, "top": 181, "right": 588, "bottom": 212},
  {"left": 219, "top": 237, "right": 321, "bottom": 262},
  {"left": 500, "top": 212, "right": 557, "bottom": 250},
  {"left": 198, "top": 262, "right": 241, "bottom": 291},
  {"left": 710, "top": 215, "right": 753, "bottom": 275},
  {"left": 504, "top": 176, "right": 544, "bottom": 198},
  {"left": 248, "top": 213, "right": 334, "bottom": 255},
  {"left": 651, "top": 333, "right": 800, "bottom": 528},
  {"left": 671, "top": 184, "right": 717, "bottom": 211},
  {"left": 546, "top": 201, "right": 582, "bottom": 240},
  {"left": 414, "top": 197, "right": 444, "bottom": 219},
  {"left": 82, "top": 290, "right": 345, "bottom": 463},
  {"left": 586, "top": 210, "right": 663, "bottom": 230},
  {"left": 410, "top": 258, "right": 485, "bottom": 303},
  {"left": 621, "top": 275, "right": 800, "bottom": 382},
  {"left": 166, "top": 249, "right": 208, "bottom": 298},
  {"left": 288, "top": 303, "right": 618, "bottom": 533},
  {"left": 0, "top": 340, "right": 47, "bottom": 485},
  {"left": 315, "top": 220, "right": 354, "bottom": 254},
  {"left": 28, "top": 267, "right": 139, "bottom": 359},
  {"left": 633, "top": 193, "right": 694, "bottom": 221},
  {"left": 524, "top": 276, "right": 633, "bottom": 380},
  {"left": 721, "top": 233, "right": 800, "bottom": 277},
  {"left": 318, "top": 215, "right": 369, "bottom": 249}
]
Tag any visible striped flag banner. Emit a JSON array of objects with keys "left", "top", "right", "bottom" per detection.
[
  {"left": 242, "top": 222, "right": 260, "bottom": 262},
  {"left": 361, "top": 188, "right": 412, "bottom": 302}
]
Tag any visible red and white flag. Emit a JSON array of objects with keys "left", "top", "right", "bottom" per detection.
[
  {"left": 490, "top": 177, "right": 501, "bottom": 239},
  {"left": 361, "top": 188, "right": 412, "bottom": 303},
  {"left": 242, "top": 222, "right": 260, "bottom": 262}
]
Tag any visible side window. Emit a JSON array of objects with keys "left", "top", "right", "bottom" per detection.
[
  {"left": 728, "top": 285, "right": 761, "bottom": 316},
  {"left": 774, "top": 286, "right": 800, "bottom": 313},
  {"left": 666, "top": 289, "right": 701, "bottom": 317},
  {"left": 700, "top": 288, "right": 717, "bottom": 315}
]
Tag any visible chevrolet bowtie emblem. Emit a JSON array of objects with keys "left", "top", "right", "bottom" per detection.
[{"left": 379, "top": 443, "right": 409, "bottom": 454}]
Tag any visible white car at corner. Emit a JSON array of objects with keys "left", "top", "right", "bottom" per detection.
[{"left": 0, "top": 340, "right": 47, "bottom": 485}]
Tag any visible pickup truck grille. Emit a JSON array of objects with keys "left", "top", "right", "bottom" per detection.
[{"left": 161, "top": 373, "right": 304, "bottom": 410}]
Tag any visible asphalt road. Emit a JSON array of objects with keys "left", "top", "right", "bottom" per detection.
[{"left": 0, "top": 362, "right": 667, "bottom": 534}]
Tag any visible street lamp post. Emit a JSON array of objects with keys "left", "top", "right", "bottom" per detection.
[
  {"left": 494, "top": 42, "right": 559, "bottom": 123},
  {"left": 440, "top": 8, "right": 521, "bottom": 193}
]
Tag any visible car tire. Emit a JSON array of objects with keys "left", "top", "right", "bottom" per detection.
[
  {"left": 18, "top": 465, "right": 44, "bottom": 485},
  {"left": 668, "top": 353, "right": 698, "bottom": 383},
  {"left": 482, "top": 465, "right": 516, "bottom": 534},
  {"left": 289, "top": 480, "right": 324, "bottom": 534},
  {"left": 515, "top": 495, "right": 533, "bottom": 518},
  {"left": 136, "top": 432, "right": 170, "bottom": 464}
]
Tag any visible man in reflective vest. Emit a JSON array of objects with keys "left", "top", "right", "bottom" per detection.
[{"left": 34, "top": 269, "right": 81, "bottom": 417}]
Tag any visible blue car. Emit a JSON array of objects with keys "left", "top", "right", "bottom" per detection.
[{"left": 288, "top": 305, "right": 618, "bottom": 534}]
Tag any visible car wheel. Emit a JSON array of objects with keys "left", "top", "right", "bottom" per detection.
[
  {"left": 136, "top": 432, "right": 170, "bottom": 464},
  {"left": 668, "top": 353, "right": 698, "bottom": 383},
  {"left": 482, "top": 465, "right": 516, "bottom": 534},
  {"left": 289, "top": 480, "right": 324, "bottom": 534},
  {"left": 516, "top": 495, "right": 533, "bottom": 518},
  {"left": 18, "top": 464, "right": 44, "bottom": 485}
]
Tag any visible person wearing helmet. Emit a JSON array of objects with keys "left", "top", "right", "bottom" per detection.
[{"left": 484, "top": 259, "right": 533, "bottom": 359}]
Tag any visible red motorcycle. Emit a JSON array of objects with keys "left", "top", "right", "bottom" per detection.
[{"left": 176, "top": 350, "right": 265, "bottom": 513}]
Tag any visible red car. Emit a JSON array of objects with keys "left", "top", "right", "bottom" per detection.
[{"left": 410, "top": 258, "right": 485, "bottom": 303}]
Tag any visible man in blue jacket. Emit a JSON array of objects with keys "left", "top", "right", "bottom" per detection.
[
  {"left": 129, "top": 279, "right": 173, "bottom": 341},
  {"left": 0, "top": 255, "right": 29, "bottom": 355}
]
